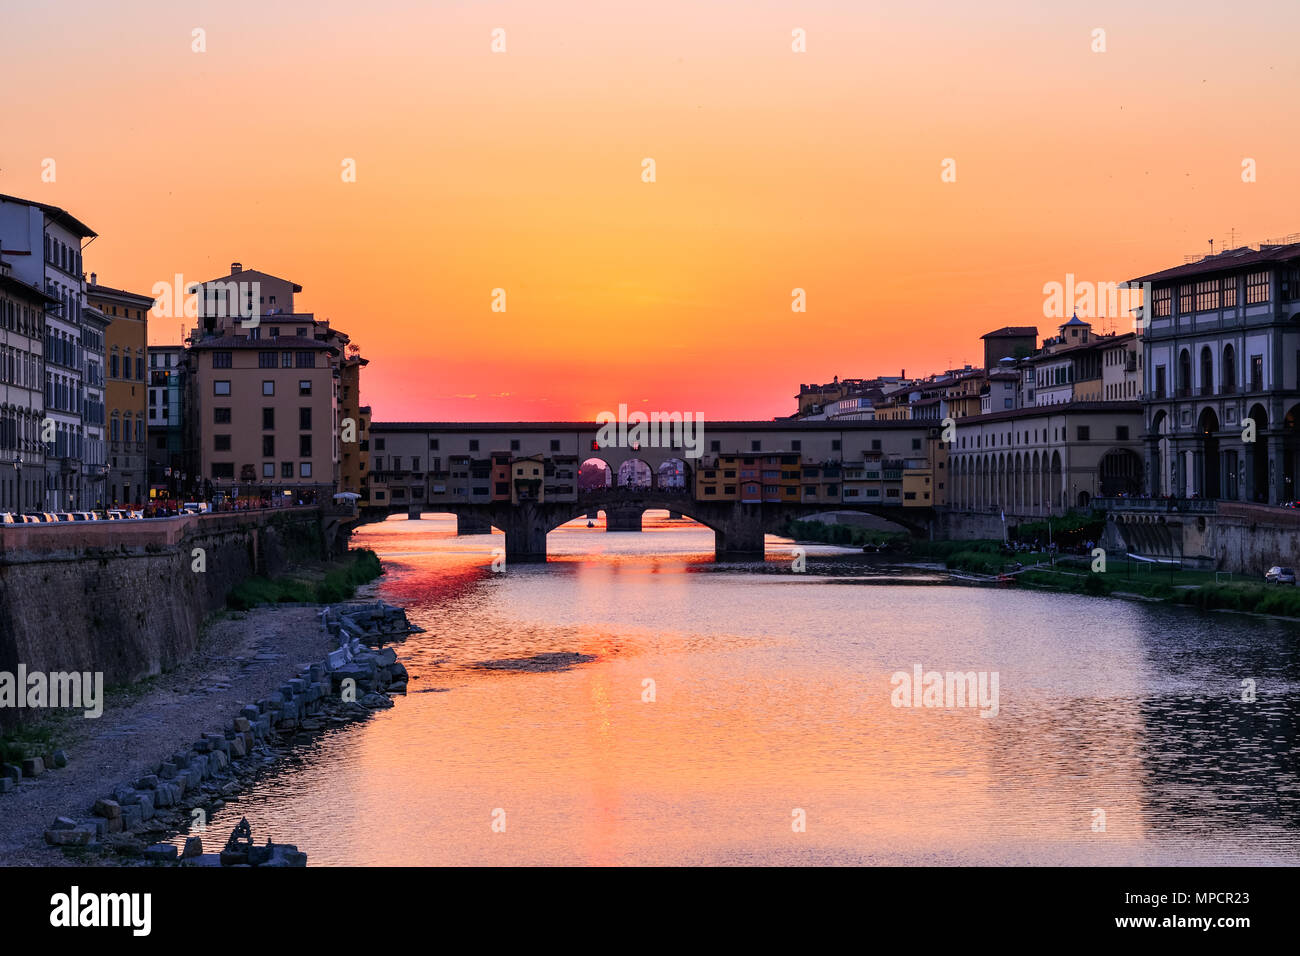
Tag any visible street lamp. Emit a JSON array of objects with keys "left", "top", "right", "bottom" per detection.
[{"left": 12, "top": 453, "right": 20, "bottom": 515}]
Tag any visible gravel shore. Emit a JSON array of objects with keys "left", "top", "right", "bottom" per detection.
[{"left": 0, "top": 604, "right": 338, "bottom": 866}]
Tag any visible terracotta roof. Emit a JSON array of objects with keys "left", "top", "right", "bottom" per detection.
[
  {"left": 1132, "top": 242, "right": 1300, "bottom": 284},
  {"left": 190, "top": 335, "right": 334, "bottom": 350},
  {"left": 981, "top": 326, "right": 1038, "bottom": 338}
]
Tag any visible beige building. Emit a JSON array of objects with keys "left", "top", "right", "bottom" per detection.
[
  {"left": 88, "top": 279, "right": 153, "bottom": 506},
  {"left": 947, "top": 403, "right": 1143, "bottom": 516},
  {"left": 186, "top": 264, "right": 349, "bottom": 502}
]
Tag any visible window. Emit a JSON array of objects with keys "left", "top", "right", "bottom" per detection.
[
  {"left": 791, "top": 440, "right": 801, "bottom": 451},
  {"left": 262, "top": 436, "right": 275, "bottom": 457},
  {"left": 1221, "top": 275, "right": 1238, "bottom": 308},
  {"left": 300, "top": 435, "right": 312, "bottom": 457},
  {"left": 262, "top": 463, "right": 275, "bottom": 478},
  {"left": 214, "top": 407, "right": 232, "bottom": 424},
  {"left": 1178, "top": 284, "right": 1193, "bottom": 315},
  {"left": 300, "top": 462, "right": 312, "bottom": 478},
  {"left": 214, "top": 434, "right": 231, "bottom": 451},
  {"left": 431, "top": 439, "right": 441, "bottom": 450},
  {"left": 214, "top": 380, "right": 231, "bottom": 396},
  {"left": 1195, "top": 280, "right": 1219, "bottom": 312},
  {"left": 281, "top": 462, "right": 293, "bottom": 478},
  {"left": 1250, "top": 354, "right": 1263, "bottom": 391},
  {"left": 871, "top": 440, "right": 881, "bottom": 450},
  {"left": 831, "top": 439, "right": 841, "bottom": 451},
  {"left": 911, "top": 439, "right": 921, "bottom": 450},
  {"left": 262, "top": 380, "right": 274, "bottom": 396},
  {"left": 1152, "top": 287, "right": 1172, "bottom": 317},
  {"left": 263, "top": 408, "right": 274, "bottom": 429},
  {"left": 1155, "top": 365, "right": 1167, "bottom": 399},
  {"left": 751, "top": 440, "right": 761, "bottom": 452},
  {"left": 258, "top": 351, "right": 277, "bottom": 368},
  {"left": 1246, "top": 271, "right": 1270, "bottom": 304},
  {"left": 212, "top": 352, "right": 232, "bottom": 368},
  {"left": 211, "top": 462, "right": 234, "bottom": 478},
  {"left": 298, "top": 380, "right": 311, "bottom": 395},
  {"left": 1117, "top": 426, "right": 1129, "bottom": 440},
  {"left": 281, "top": 352, "right": 292, "bottom": 368},
  {"left": 295, "top": 352, "right": 314, "bottom": 368},
  {"left": 469, "top": 440, "right": 479, "bottom": 451},
  {"left": 299, "top": 408, "right": 312, "bottom": 430},
  {"left": 1076, "top": 426, "right": 1090, "bottom": 441}
]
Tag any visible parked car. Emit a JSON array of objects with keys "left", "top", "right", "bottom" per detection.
[
  {"left": 52, "top": 512, "right": 74, "bottom": 522},
  {"left": 106, "top": 510, "right": 127, "bottom": 520},
  {"left": 1265, "top": 566, "right": 1297, "bottom": 584},
  {"left": 1, "top": 512, "right": 15, "bottom": 524},
  {"left": 24, "top": 512, "right": 53, "bottom": 523},
  {"left": 69, "top": 511, "right": 95, "bottom": 521}
]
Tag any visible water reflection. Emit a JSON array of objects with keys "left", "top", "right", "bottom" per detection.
[{"left": 191, "top": 513, "right": 1300, "bottom": 865}]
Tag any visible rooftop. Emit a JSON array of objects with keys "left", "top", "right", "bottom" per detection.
[{"left": 1132, "top": 239, "right": 1300, "bottom": 284}]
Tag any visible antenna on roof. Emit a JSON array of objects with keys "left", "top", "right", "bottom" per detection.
[{"left": 1208, "top": 238, "right": 1214, "bottom": 256}]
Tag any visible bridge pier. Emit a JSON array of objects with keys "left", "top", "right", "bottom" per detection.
[
  {"left": 714, "top": 503, "right": 768, "bottom": 561},
  {"left": 406, "top": 504, "right": 422, "bottom": 520},
  {"left": 605, "top": 505, "right": 643, "bottom": 532},
  {"left": 667, "top": 510, "right": 682, "bottom": 519},
  {"left": 499, "top": 504, "right": 550, "bottom": 563},
  {"left": 456, "top": 513, "right": 493, "bottom": 535}
]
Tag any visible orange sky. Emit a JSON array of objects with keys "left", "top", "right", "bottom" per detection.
[{"left": 3, "top": 0, "right": 1298, "bottom": 421}]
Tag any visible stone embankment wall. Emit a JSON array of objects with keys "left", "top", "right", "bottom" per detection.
[
  {"left": 0, "top": 509, "right": 326, "bottom": 730},
  {"left": 40, "top": 602, "right": 412, "bottom": 865}
]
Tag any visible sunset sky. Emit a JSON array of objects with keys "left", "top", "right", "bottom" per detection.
[{"left": 3, "top": 0, "right": 1298, "bottom": 421}]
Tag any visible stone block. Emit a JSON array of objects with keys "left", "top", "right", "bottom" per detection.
[
  {"left": 45, "top": 827, "right": 92, "bottom": 847},
  {"left": 21, "top": 757, "right": 44, "bottom": 777},
  {"left": 144, "top": 843, "right": 178, "bottom": 863},
  {"left": 92, "top": 798, "right": 122, "bottom": 819},
  {"left": 182, "top": 836, "right": 203, "bottom": 859},
  {"left": 135, "top": 774, "right": 159, "bottom": 790}
]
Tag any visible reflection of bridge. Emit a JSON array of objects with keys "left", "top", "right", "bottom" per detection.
[
  {"left": 358, "top": 419, "right": 947, "bottom": 561},
  {"left": 358, "top": 487, "right": 933, "bottom": 562}
]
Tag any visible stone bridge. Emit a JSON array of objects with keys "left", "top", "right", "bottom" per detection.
[{"left": 356, "top": 488, "right": 932, "bottom": 562}]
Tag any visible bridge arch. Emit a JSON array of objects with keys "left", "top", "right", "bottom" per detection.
[
  {"left": 579, "top": 457, "right": 612, "bottom": 490},
  {"left": 616, "top": 458, "right": 652, "bottom": 488}
]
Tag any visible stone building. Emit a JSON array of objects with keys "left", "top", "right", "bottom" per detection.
[{"left": 1133, "top": 239, "right": 1300, "bottom": 503}]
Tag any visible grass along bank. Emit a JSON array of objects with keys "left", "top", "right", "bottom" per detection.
[{"left": 226, "top": 548, "right": 383, "bottom": 610}]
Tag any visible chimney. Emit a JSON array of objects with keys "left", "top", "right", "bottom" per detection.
[
  {"left": 90, "top": 272, "right": 97, "bottom": 286},
  {"left": 231, "top": 262, "right": 242, "bottom": 275}
]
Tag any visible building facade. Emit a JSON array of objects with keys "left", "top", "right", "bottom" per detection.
[
  {"left": 81, "top": 306, "right": 109, "bottom": 508},
  {"left": 88, "top": 279, "right": 153, "bottom": 506},
  {"left": 947, "top": 403, "right": 1144, "bottom": 515},
  {"left": 1134, "top": 240, "right": 1300, "bottom": 503},
  {"left": 0, "top": 259, "right": 56, "bottom": 515},
  {"left": 147, "top": 344, "right": 190, "bottom": 501}
]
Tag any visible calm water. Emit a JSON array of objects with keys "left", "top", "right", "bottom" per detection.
[{"left": 197, "top": 512, "right": 1300, "bottom": 865}]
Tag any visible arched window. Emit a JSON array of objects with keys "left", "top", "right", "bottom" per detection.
[
  {"left": 1178, "top": 349, "right": 1192, "bottom": 397},
  {"left": 1199, "top": 346, "right": 1213, "bottom": 396},
  {"left": 1222, "top": 344, "right": 1236, "bottom": 393}
]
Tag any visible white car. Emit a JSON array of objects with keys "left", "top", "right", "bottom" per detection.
[{"left": 1264, "top": 566, "right": 1297, "bottom": 584}]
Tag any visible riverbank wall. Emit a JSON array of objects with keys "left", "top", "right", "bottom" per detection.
[{"left": 0, "top": 509, "right": 327, "bottom": 730}]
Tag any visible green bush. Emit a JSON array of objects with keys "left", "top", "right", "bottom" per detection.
[{"left": 226, "top": 549, "right": 384, "bottom": 609}]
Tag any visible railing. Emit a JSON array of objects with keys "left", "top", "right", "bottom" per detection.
[{"left": 1092, "top": 496, "right": 1217, "bottom": 514}]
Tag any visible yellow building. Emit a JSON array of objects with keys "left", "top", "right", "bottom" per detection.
[
  {"left": 88, "top": 280, "right": 153, "bottom": 506},
  {"left": 695, "top": 454, "right": 740, "bottom": 500},
  {"left": 338, "top": 351, "right": 369, "bottom": 496},
  {"left": 511, "top": 455, "right": 545, "bottom": 503}
]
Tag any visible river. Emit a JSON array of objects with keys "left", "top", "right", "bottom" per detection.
[{"left": 197, "top": 512, "right": 1300, "bottom": 865}]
